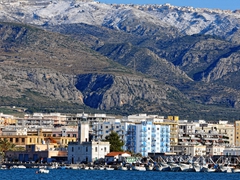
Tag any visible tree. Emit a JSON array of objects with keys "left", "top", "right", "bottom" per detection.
[
  {"left": 0, "top": 138, "right": 16, "bottom": 159},
  {"left": 105, "top": 131, "right": 124, "bottom": 152}
]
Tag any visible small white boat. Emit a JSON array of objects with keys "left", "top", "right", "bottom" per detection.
[
  {"left": 99, "top": 167, "right": 105, "bottom": 170},
  {"left": 193, "top": 164, "right": 201, "bottom": 172},
  {"left": 37, "top": 169, "right": 49, "bottom": 174},
  {"left": 18, "top": 165, "right": 26, "bottom": 169},
  {"left": 232, "top": 168, "right": 240, "bottom": 173},
  {"left": 0, "top": 165, "right": 7, "bottom": 170},
  {"left": 132, "top": 166, "right": 146, "bottom": 171},
  {"left": 105, "top": 167, "right": 114, "bottom": 170}
]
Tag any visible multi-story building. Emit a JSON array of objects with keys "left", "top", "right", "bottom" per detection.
[
  {"left": 235, "top": 120, "right": 240, "bottom": 146},
  {"left": 126, "top": 120, "right": 170, "bottom": 157},
  {"left": 92, "top": 119, "right": 124, "bottom": 141},
  {"left": 206, "top": 145, "right": 225, "bottom": 156},
  {"left": 0, "top": 113, "right": 16, "bottom": 126},
  {"left": 171, "top": 144, "right": 206, "bottom": 156},
  {"left": 67, "top": 115, "right": 110, "bottom": 163}
]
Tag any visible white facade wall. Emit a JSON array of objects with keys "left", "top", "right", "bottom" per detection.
[
  {"left": 223, "top": 147, "right": 240, "bottom": 156},
  {"left": 68, "top": 141, "right": 110, "bottom": 163},
  {"left": 127, "top": 120, "right": 170, "bottom": 157}
]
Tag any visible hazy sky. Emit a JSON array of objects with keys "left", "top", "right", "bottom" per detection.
[{"left": 99, "top": 0, "right": 240, "bottom": 10}]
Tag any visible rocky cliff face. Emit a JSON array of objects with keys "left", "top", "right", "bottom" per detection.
[
  {"left": 0, "top": 66, "right": 83, "bottom": 104},
  {"left": 76, "top": 74, "right": 177, "bottom": 110}
]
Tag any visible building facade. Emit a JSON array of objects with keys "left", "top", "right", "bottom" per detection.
[{"left": 126, "top": 120, "right": 170, "bottom": 157}]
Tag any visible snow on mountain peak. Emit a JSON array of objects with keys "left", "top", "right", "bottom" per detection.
[{"left": 0, "top": 0, "right": 239, "bottom": 41}]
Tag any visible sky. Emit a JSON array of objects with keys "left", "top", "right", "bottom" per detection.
[{"left": 99, "top": 0, "right": 240, "bottom": 10}]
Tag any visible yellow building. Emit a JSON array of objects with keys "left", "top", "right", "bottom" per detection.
[
  {"left": 167, "top": 116, "right": 179, "bottom": 146},
  {"left": 235, "top": 120, "right": 240, "bottom": 146},
  {"left": 0, "top": 128, "right": 77, "bottom": 147},
  {"left": 153, "top": 116, "right": 179, "bottom": 146}
]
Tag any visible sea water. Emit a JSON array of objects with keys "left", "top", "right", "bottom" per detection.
[{"left": 0, "top": 169, "right": 240, "bottom": 180}]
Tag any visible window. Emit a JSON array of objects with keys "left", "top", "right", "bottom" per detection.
[
  {"left": 10, "top": 138, "right": 13, "bottom": 142},
  {"left": 22, "top": 138, "right": 25, "bottom": 143},
  {"left": 73, "top": 134, "right": 76, "bottom": 137},
  {"left": 95, "top": 147, "right": 97, "bottom": 152},
  {"left": 86, "top": 147, "right": 88, "bottom": 152},
  {"left": 106, "top": 126, "right": 108, "bottom": 128},
  {"left": 29, "top": 138, "right": 32, "bottom": 143},
  {"left": 104, "top": 147, "right": 107, "bottom": 152},
  {"left": 16, "top": 138, "right": 19, "bottom": 143},
  {"left": 68, "top": 134, "right": 70, "bottom": 137},
  {"left": 53, "top": 134, "right": 56, "bottom": 137},
  {"left": 72, "top": 147, "right": 74, "bottom": 152}
]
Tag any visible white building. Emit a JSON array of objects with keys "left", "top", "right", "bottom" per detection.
[
  {"left": 105, "top": 152, "right": 131, "bottom": 164},
  {"left": 126, "top": 120, "right": 170, "bottom": 157},
  {"left": 206, "top": 145, "right": 225, "bottom": 156},
  {"left": 171, "top": 145, "right": 206, "bottom": 156},
  {"left": 68, "top": 141, "right": 110, "bottom": 163},
  {"left": 67, "top": 116, "right": 110, "bottom": 163},
  {"left": 223, "top": 147, "right": 240, "bottom": 156}
]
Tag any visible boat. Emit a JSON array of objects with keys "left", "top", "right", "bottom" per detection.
[
  {"left": 200, "top": 164, "right": 216, "bottom": 172},
  {"left": 168, "top": 162, "right": 181, "bottom": 172},
  {"left": 131, "top": 164, "right": 146, "bottom": 171},
  {"left": 219, "top": 165, "right": 233, "bottom": 173},
  {"left": 193, "top": 163, "right": 201, "bottom": 172},
  {"left": 105, "top": 167, "right": 114, "bottom": 170},
  {"left": 153, "top": 165, "right": 162, "bottom": 171},
  {"left": 118, "top": 166, "right": 128, "bottom": 171},
  {"left": 179, "top": 163, "right": 190, "bottom": 172},
  {"left": 160, "top": 163, "right": 170, "bottom": 171},
  {"left": 70, "top": 166, "right": 79, "bottom": 170},
  {"left": 37, "top": 169, "right": 49, "bottom": 174},
  {"left": 16, "top": 165, "right": 26, "bottom": 169},
  {"left": 83, "top": 166, "right": 89, "bottom": 170},
  {"left": 232, "top": 168, "right": 240, "bottom": 173},
  {"left": 0, "top": 165, "right": 7, "bottom": 170},
  {"left": 145, "top": 164, "right": 154, "bottom": 171}
]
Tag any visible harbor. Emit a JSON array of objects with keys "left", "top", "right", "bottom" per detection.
[{"left": 1, "top": 155, "right": 240, "bottom": 173}]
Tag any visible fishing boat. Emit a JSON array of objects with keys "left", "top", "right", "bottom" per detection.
[
  {"left": 168, "top": 162, "right": 181, "bottom": 172},
  {"left": 160, "top": 162, "right": 170, "bottom": 171}
]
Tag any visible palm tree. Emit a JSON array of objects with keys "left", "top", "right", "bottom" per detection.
[{"left": 0, "top": 138, "right": 16, "bottom": 159}]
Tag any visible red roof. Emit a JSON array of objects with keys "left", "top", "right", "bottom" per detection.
[{"left": 105, "top": 152, "right": 131, "bottom": 157}]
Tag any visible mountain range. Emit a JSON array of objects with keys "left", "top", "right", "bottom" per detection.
[{"left": 0, "top": 0, "right": 240, "bottom": 120}]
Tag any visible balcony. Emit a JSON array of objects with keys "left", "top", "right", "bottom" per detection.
[{"left": 140, "top": 138, "right": 147, "bottom": 142}]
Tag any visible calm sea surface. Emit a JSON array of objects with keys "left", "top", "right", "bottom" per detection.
[{"left": 0, "top": 169, "right": 240, "bottom": 180}]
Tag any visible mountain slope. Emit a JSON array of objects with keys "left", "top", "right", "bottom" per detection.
[{"left": 0, "top": 1, "right": 240, "bottom": 120}]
